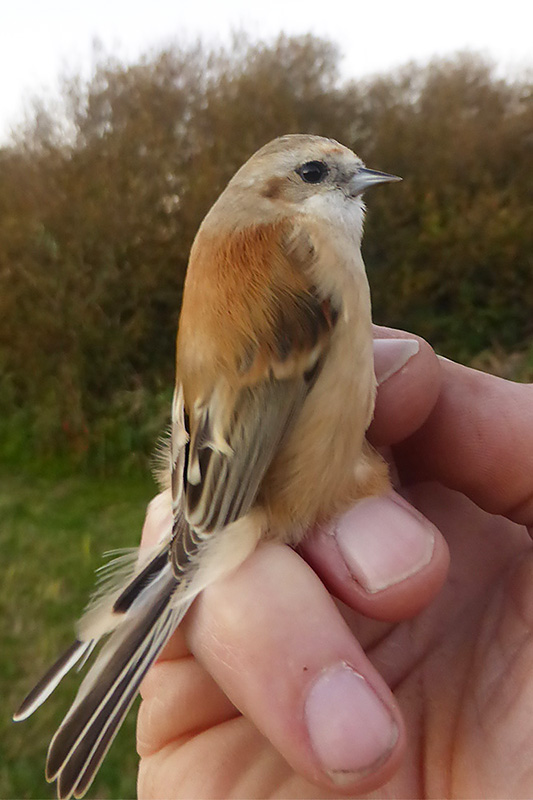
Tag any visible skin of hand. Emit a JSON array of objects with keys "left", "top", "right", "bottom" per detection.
[{"left": 137, "top": 326, "right": 533, "bottom": 799}]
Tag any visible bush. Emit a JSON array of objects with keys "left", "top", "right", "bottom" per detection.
[{"left": 1, "top": 37, "right": 531, "bottom": 467}]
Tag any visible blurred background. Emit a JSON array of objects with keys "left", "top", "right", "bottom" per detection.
[{"left": 1, "top": 1, "right": 532, "bottom": 797}]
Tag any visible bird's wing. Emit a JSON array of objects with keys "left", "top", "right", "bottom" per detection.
[{"left": 170, "top": 220, "right": 339, "bottom": 541}]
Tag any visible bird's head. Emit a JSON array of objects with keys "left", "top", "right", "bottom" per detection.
[{"left": 201, "top": 134, "right": 401, "bottom": 237}]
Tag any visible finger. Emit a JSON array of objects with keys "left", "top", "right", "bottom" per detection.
[
  {"left": 182, "top": 542, "right": 405, "bottom": 795},
  {"left": 301, "top": 490, "right": 449, "bottom": 622},
  {"left": 394, "top": 359, "right": 533, "bottom": 528},
  {"left": 138, "top": 656, "right": 238, "bottom": 758},
  {"left": 140, "top": 490, "right": 173, "bottom": 548},
  {"left": 370, "top": 326, "right": 442, "bottom": 446}
]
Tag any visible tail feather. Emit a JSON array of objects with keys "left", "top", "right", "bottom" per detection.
[
  {"left": 75, "top": 640, "right": 98, "bottom": 674},
  {"left": 13, "top": 641, "right": 94, "bottom": 722},
  {"left": 13, "top": 535, "right": 199, "bottom": 799},
  {"left": 54, "top": 601, "right": 183, "bottom": 799},
  {"left": 13, "top": 544, "right": 171, "bottom": 725},
  {"left": 68, "top": 612, "right": 178, "bottom": 799},
  {"left": 46, "top": 566, "right": 181, "bottom": 783},
  {"left": 112, "top": 548, "right": 169, "bottom": 614},
  {"left": 14, "top": 503, "right": 213, "bottom": 798}
]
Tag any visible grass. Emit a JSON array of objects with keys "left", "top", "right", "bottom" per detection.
[{"left": 1, "top": 465, "right": 156, "bottom": 799}]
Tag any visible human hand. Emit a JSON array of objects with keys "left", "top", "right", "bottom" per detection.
[{"left": 137, "top": 327, "right": 533, "bottom": 798}]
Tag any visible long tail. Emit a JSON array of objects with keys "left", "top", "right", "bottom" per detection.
[{"left": 13, "top": 542, "right": 193, "bottom": 799}]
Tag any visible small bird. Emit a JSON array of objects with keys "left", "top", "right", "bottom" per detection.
[{"left": 14, "top": 134, "right": 400, "bottom": 798}]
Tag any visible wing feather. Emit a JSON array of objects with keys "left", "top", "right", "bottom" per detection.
[
  {"left": 170, "top": 222, "right": 340, "bottom": 540},
  {"left": 184, "top": 376, "right": 307, "bottom": 532}
]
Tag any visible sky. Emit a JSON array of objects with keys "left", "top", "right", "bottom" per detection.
[{"left": 1, "top": 0, "right": 532, "bottom": 143}]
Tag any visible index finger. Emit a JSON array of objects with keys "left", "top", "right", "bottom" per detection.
[{"left": 394, "top": 359, "right": 533, "bottom": 528}]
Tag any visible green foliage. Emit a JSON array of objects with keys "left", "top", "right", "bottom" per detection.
[{"left": 1, "top": 38, "right": 532, "bottom": 465}]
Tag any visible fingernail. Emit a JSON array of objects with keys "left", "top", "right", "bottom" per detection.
[
  {"left": 334, "top": 493, "right": 435, "bottom": 593},
  {"left": 305, "top": 663, "right": 398, "bottom": 782},
  {"left": 373, "top": 338, "right": 419, "bottom": 385}
]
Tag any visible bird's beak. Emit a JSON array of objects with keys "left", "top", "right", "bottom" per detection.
[{"left": 349, "top": 167, "right": 402, "bottom": 197}]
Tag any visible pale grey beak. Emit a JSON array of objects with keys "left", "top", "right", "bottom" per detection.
[{"left": 349, "top": 167, "right": 402, "bottom": 197}]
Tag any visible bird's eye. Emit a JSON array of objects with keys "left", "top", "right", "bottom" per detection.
[{"left": 297, "top": 161, "right": 328, "bottom": 184}]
